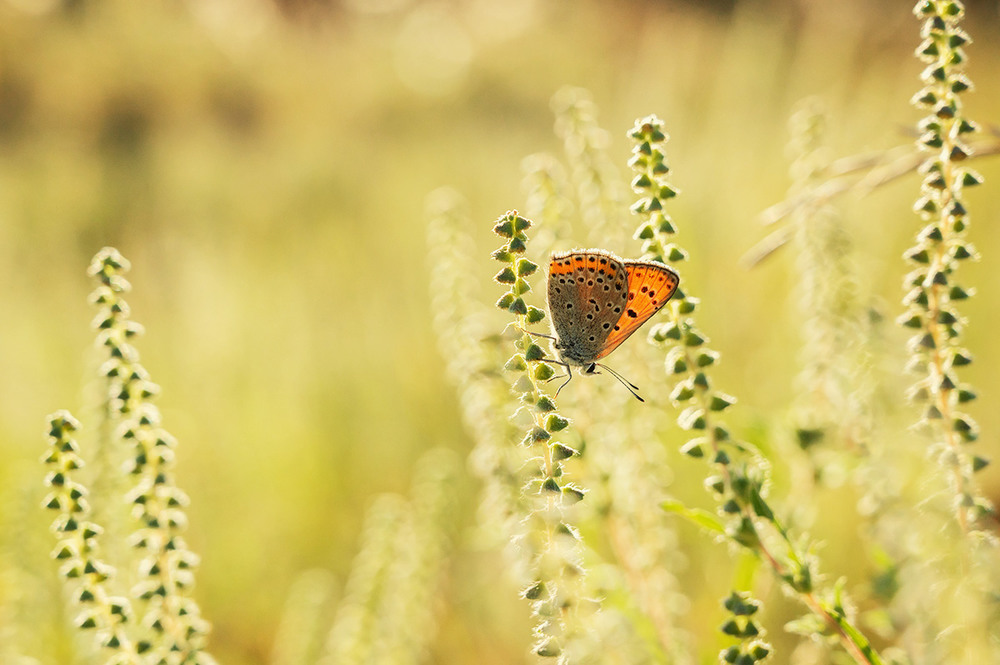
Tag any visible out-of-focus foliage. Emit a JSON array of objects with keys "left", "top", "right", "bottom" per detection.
[{"left": 1, "top": 1, "right": 998, "bottom": 664}]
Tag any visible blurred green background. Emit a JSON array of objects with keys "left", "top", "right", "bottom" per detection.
[{"left": 2, "top": 0, "right": 999, "bottom": 663}]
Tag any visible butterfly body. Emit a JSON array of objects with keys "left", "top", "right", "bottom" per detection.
[{"left": 546, "top": 249, "right": 679, "bottom": 394}]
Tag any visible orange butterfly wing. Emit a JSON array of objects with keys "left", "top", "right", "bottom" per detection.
[{"left": 592, "top": 260, "right": 679, "bottom": 361}]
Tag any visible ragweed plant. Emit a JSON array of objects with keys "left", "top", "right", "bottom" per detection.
[
  {"left": 785, "top": 99, "right": 869, "bottom": 463},
  {"left": 270, "top": 569, "right": 337, "bottom": 665},
  {"left": 425, "top": 189, "right": 528, "bottom": 571},
  {"left": 552, "top": 87, "right": 628, "bottom": 250},
  {"left": 630, "top": 116, "right": 882, "bottom": 665},
  {"left": 492, "top": 210, "right": 589, "bottom": 662},
  {"left": 318, "top": 449, "right": 457, "bottom": 665},
  {"left": 539, "top": 93, "right": 691, "bottom": 664},
  {"left": 901, "top": 0, "right": 992, "bottom": 536},
  {"left": 43, "top": 248, "right": 214, "bottom": 665},
  {"left": 43, "top": 411, "right": 144, "bottom": 664},
  {"left": 521, "top": 153, "right": 575, "bottom": 253}
]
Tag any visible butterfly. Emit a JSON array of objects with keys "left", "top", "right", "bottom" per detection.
[{"left": 542, "top": 249, "right": 680, "bottom": 401}]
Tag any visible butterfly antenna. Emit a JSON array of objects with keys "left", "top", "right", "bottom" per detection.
[{"left": 595, "top": 363, "right": 644, "bottom": 402}]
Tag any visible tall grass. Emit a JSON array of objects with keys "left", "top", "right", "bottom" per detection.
[
  {"left": 1, "top": 1, "right": 996, "bottom": 664},
  {"left": 429, "top": 2, "right": 998, "bottom": 664}
]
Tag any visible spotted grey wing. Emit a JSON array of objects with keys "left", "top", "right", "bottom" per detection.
[{"left": 547, "top": 250, "right": 630, "bottom": 365}]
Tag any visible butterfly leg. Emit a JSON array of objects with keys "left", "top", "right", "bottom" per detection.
[
  {"left": 541, "top": 359, "right": 571, "bottom": 386},
  {"left": 555, "top": 362, "right": 573, "bottom": 396},
  {"left": 519, "top": 327, "right": 557, "bottom": 341}
]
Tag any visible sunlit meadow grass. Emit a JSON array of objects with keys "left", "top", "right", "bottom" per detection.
[
  {"left": 1, "top": 1, "right": 999, "bottom": 664},
  {"left": 430, "top": 2, "right": 998, "bottom": 664}
]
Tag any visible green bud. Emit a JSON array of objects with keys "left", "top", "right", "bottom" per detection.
[
  {"left": 541, "top": 477, "right": 561, "bottom": 493},
  {"left": 678, "top": 406, "right": 706, "bottom": 430},
  {"left": 683, "top": 330, "right": 705, "bottom": 347},
  {"left": 796, "top": 428, "right": 825, "bottom": 449},
  {"left": 545, "top": 414, "right": 570, "bottom": 432},
  {"left": 552, "top": 443, "right": 577, "bottom": 460},
  {"left": 671, "top": 381, "right": 695, "bottom": 402},
  {"left": 505, "top": 354, "right": 528, "bottom": 372},
  {"left": 951, "top": 243, "right": 975, "bottom": 260},
  {"left": 949, "top": 144, "right": 969, "bottom": 161},
  {"left": 516, "top": 258, "right": 538, "bottom": 276},
  {"left": 934, "top": 102, "right": 955, "bottom": 119},
  {"left": 705, "top": 475, "right": 725, "bottom": 494},
  {"left": 525, "top": 343, "right": 546, "bottom": 362},
  {"left": 950, "top": 348, "right": 973, "bottom": 366},
  {"left": 666, "top": 244, "right": 687, "bottom": 262},
  {"left": 631, "top": 173, "right": 653, "bottom": 190},
  {"left": 562, "top": 485, "right": 586, "bottom": 503},
  {"left": 957, "top": 118, "right": 977, "bottom": 134},
  {"left": 676, "top": 297, "right": 697, "bottom": 314},
  {"left": 709, "top": 392, "right": 736, "bottom": 412},
  {"left": 535, "top": 640, "right": 560, "bottom": 658},
  {"left": 913, "top": 196, "right": 937, "bottom": 214},
  {"left": 957, "top": 387, "right": 976, "bottom": 403},
  {"left": 635, "top": 223, "right": 655, "bottom": 240},
  {"left": 721, "top": 619, "right": 741, "bottom": 637},
  {"left": 494, "top": 267, "right": 516, "bottom": 284},
  {"left": 919, "top": 225, "right": 944, "bottom": 243},
  {"left": 680, "top": 438, "right": 705, "bottom": 458},
  {"left": 508, "top": 297, "right": 528, "bottom": 315},
  {"left": 921, "top": 131, "right": 944, "bottom": 149},
  {"left": 696, "top": 349, "right": 719, "bottom": 367},
  {"left": 531, "top": 427, "right": 551, "bottom": 442},
  {"left": 917, "top": 38, "right": 938, "bottom": 57},
  {"left": 911, "top": 90, "right": 937, "bottom": 107},
  {"left": 961, "top": 169, "right": 983, "bottom": 187},
  {"left": 491, "top": 248, "right": 514, "bottom": 263},
  {"left": 512, "top": 375, "right": 534, "bottom": 394},
  {"left": 949, "top": 285, "right": 972, "bottom": 300},
  {"left": 658, "top": 217, "right": 677, "bottom": 234},
  {"left": 652, "top": 322, "right": 681, "bottom": 341},
  {"left": 493, "top": 219, "right": 514, "bottom": 237},
  {"left": 953, "top": 414, "right": 978, "bottom": 442},
  {"left": 535, "top": 363, "right": 555, "bottom": 381},
  {"left": 76, "top": 612, "right": 99, "bottom": 630}
]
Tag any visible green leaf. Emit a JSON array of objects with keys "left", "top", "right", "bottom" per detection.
[
  {"left": 661, "top": 498, "right": 725, "bottom": 535},
  {"left": 750, "top": 489, "right": 774, "bottom": 521}
]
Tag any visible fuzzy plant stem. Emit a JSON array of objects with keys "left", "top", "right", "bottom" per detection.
[
  {"left": 630, "top": 116, "right": 883, "bottom": 665},
  {"left": 901, "top": 0, "right": 991, "bottom": 535},
  {"left": 786, "top": 99, "right": 866, "bottom": 457},
  {"left": 88, "top": 249, "right": 213, "bottom": 665},
  {"left": 552, "top": 87, "right": 628, "bottom": 249},
  {"left": 43, "top": 411, "right": 144, "bottom": 665},
  {"left": 492, "top": 210, "right": 589, "bottom": 662}
]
